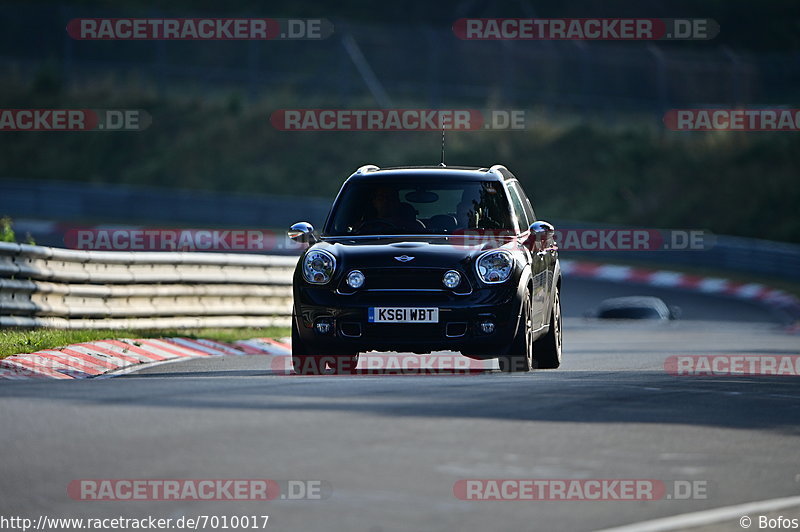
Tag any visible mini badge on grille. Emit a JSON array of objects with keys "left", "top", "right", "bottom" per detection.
[{"left": 394, "top": 255, "right": 415, "bottom": 262}]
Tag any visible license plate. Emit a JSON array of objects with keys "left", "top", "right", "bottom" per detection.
[{"left": 368, "top": 307, "right": 439, "bottom": 323}]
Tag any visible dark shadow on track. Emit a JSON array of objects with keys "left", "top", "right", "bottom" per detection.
[{"left": 2, "top": 369, "right": 799, "bottom": 434}]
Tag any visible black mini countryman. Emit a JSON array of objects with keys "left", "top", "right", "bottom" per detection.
[{"left": 287, "top": 164, "right": 562, "bottom": 375}]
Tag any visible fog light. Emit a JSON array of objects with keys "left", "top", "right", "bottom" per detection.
[
  {"left": 346, "top": 270, "right": 365, "bottom": 289},
  {"left": 478, "top": 320, "right": 495, "bottom": 334},
  {"left": 443, "top": 270, "right": 461, "bottom": 289},
  {"left": 314, "top": 318, "right": 334, "bottom": 334}
]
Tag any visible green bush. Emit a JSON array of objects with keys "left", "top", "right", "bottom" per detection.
[{"left": 0, "top": 216, "right": 15, "bottom": 243}]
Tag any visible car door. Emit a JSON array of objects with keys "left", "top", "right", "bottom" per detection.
[
  {"left": 506, "top": 181, "right": 546, "bottom": 329},
  {"left": 512, "top": 181, "right": 557, "bottom": 327}
]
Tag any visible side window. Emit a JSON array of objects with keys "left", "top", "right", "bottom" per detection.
[
  {"left": 511, "top": 181, "right": 536, "bottom": 225},
  {"left": 506, "top": 184, "right": 529, "bottom": 233}
]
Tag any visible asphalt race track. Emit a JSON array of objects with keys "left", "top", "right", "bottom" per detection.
[{"left": 1, "top": 280, "right": 799, "bottom": 532}]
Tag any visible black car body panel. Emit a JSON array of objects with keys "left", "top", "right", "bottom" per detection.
[{"left": 290, "top": 165, "right": 561, "bottom": 360}]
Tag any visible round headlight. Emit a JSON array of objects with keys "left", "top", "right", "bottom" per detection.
[
  {"left": 476, "top": 250, "right": 514, "bottom": 284},
  {"left": 346, "top": 270, "right": 365, "bottom": 289},
  {"left": 443, "top": 270, "right": 461, "bottom": 289},
  {"left": 302, "top": 249, "right": 336, "bottom": 284}
]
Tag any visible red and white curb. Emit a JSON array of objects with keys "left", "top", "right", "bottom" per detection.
[
  {"left": 0, "top": 337, "right": 291, "bottom": 380},
  {"left": 561, "top": 260, "right": 800, "bottom": 322}
]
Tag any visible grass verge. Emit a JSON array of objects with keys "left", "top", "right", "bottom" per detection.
[{"left": 0, "top": 327, "right": 290, "bottom": 359}]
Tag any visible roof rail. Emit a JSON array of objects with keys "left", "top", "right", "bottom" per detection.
[
  {"left": 353, "top": 164, "right": 380, "bottom": 175},
  {"left": 488, "top": 164, "right": 512, "bottom": 179}
]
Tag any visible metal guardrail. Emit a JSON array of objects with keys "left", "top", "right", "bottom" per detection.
[
  {"left": 5, "top": 180, "right": 800, "bottom": 279},
  {"left": 553, "top": 221, "right": 800, "bottom": 282},
  {"left": 0, "top": 242, "right": 296, "bottom": 329},
  {"left": 3, "top": 232, "right": 798, "bottom": 330}
]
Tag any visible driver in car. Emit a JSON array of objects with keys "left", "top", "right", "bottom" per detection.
[{"left": 363, "top": 186, "right": 422, "bottom": 231}]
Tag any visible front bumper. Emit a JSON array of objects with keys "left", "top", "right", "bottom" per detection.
[{"left": 293, "top": 284, "right": 521, "bottom": 356}]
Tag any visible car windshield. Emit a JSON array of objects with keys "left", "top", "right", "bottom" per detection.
[{"left": 325, "top": 179, "right": 514, "bottom": 236}]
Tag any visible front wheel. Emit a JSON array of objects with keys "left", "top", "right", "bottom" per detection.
[
  {"left": 498, "top": 288, "right": 533, "bottom": 373},
  {"left": 291, "top": 355, "right": 328, "bottom": 375},
  {"left": 533, "top": 288, "right": 562, "bottom": 369},
  {"left": 291, "top": 317, "right": 327, "bottom": 375},
  {"left": 329, "top": 354, "right": 359, "bottom": 375}
]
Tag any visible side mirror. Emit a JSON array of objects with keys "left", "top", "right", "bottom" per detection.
[
  {"left": 288, "top": 222, "right": 318, "bottom": 244},
  {"left": 529, "top": 221, "right": 555, "bottom": 252}
]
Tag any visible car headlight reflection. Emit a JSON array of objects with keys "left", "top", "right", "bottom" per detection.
[
  {"left": 476, "top": 250, "right": 513, "bottom": 284},
  {"left": 303, "top": 249, "right": 336, "bottom": 284}
]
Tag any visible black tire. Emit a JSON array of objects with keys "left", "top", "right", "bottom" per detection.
[
  {"left": 291, "top": 317, "right": 327, "bottom": 375},
  {"left": 498, "top": 288, "right": 533, "bottom": 373},
  {"left": 291, "top": 355, "right": 328, "bottom": 375},
  {"left": 533, "top": 288, "right": 562, "bottom": 369},
  {"left": 329, "top": 354, "right": 360, "bottom": 375}
]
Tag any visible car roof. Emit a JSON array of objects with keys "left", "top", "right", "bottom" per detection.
[{"left": 345, "top": 164, "right": 514, "bottom": 183}]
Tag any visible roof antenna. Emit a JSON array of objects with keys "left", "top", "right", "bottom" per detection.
[{"left": 439, "top": 126, "right": 446, "bottom": 167}]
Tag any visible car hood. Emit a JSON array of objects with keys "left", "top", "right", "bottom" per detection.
[{"left": 309, "top": 236, "right": 511, "bottom": 269}]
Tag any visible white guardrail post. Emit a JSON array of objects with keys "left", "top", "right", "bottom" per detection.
[{"left": 0, "top": 242, "right": 297, "bottom": 329}]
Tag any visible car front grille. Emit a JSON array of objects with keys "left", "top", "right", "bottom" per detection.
[{"left": 338, "top": 267, "right": 471, "bottom": 294}]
